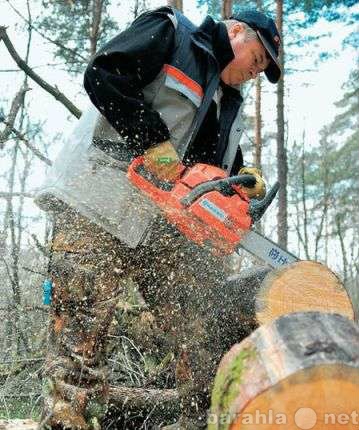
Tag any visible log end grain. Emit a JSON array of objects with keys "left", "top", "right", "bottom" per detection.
[{"left": 256, "top": 261, "right": 354, "bottom": 325}]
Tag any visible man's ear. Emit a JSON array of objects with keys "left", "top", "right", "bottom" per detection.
[{"left": 227, "top": 22, "right": 246, "bottom": 41}]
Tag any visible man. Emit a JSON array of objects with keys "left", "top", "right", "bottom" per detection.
[{"left": 37, "top": 6, "right": 281, "bottom": 430}]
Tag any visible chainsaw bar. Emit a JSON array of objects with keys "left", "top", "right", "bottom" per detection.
[{"left": 237, "top": 229, "right": 299, "bottom": 269}]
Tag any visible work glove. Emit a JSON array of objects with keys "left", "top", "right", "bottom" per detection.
[
  {"left": 143, "top": 140, "right": 182, "bottom": 182},
  {"left": 238, "top": 166, "right": 266, "bottom": 200}
]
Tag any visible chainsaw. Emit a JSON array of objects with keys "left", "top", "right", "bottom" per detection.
[{"left": 127, "top": 157, "right": 298, "bottom": 269}]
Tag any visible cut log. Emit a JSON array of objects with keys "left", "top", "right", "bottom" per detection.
[
  {"left": 257, "top": 260, "right": 354, "bottom": 323},
  {"left": 209, "top": 311, "right": 359, "bottom": 430},
  {"left": 226, "top": 261, "right": 354, "bottom": 335}
]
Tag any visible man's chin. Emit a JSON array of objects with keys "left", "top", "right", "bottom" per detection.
[
  {"left": 220, "top": 72, "right": 246, "bottom": 86},
  {"left": 229, "top": 75, "right": 246, "bottom": 86},
  {"left": 220, "top": 74, "right": 230, "bottom": 86}
]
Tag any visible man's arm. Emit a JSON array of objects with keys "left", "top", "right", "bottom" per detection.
[{"left": 84, "top": 9, "right": 175, "bottom": 151}]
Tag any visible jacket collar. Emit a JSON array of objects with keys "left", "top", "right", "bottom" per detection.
[{"left": 192, "top": 17, "right": 234, "bottom": 72}]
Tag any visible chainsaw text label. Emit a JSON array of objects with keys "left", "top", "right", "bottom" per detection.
[
  {"left": 268, "top": 247, "right": 289, "bottom": 265},
  {"left": 199, "top": 198, "right": 227, "bottom": 222}
]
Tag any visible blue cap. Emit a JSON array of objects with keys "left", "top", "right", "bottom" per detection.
[{"left": 230, "top": 10, "right": 282, "bottom": 83}]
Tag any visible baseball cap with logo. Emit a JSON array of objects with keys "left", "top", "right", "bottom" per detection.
[{"left": 230, "top": 10, "right": 282, "bottom": 83}]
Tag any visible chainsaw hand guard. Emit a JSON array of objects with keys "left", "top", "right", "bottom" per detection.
[{"left": 249, "top": 181, "right": 280, "bottom": 222}]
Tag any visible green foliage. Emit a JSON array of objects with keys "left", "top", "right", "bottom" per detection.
[
  {"left": 197, "top": 0, "right": 221, "bottom": 19},
  {"left": 196, "top": 0, "right": 273, "bottom": 20},
  {"left": 286, "top": 0, "right": 357, "bottom": 24},
  {"left": 0, "top": 396, "right": 41, "bottom": 420},
  {"left": 36, "top": 0, "right": 120, "bottom": 75}
]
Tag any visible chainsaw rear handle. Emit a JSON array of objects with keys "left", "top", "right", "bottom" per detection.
[
  {"left": 249, "top": 181, "right": 280, "bottom": 222},
  {"left": 180, "top": 174, "right": 256, "bottom": 207}
]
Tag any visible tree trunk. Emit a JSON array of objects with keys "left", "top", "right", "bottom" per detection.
[
  {"left": 210, "top": 312, "right": 359, "bottom": 430},
  {"left": 90, "top": 0, "right": 103, "bottom": 56},
  {"left": 300, "top": 131, "right": 310, "bottom": 259},
  {"left": 276, "top": 0, "right": 288, "bottom": 247},
  {"left": 254, "top": 76, "right": 262, "bottom": 168},
  {"left": 167, "top": 0, "right": 183, "bottom": 11},
  {"left": 254, "top": 0, "right": 263, "bottom": 168},
  {"left": 221, "top": 0, "right": 233, "bottom": 19}
]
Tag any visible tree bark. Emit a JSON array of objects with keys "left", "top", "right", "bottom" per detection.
[
  {"left": 275, "top": 0, "right": 288, "bottom": 247},
  {"left": 254, "top": 76, "right": 262, "bottom": 168},
  {"left": 167, "top": 0, "right": 183, "bottom": 11},
  {"left": 90, "top": 0, "right": 103, "bottom": 56},
  {"left": 300, "top": 131, "right": 310, "bottom": 259},
  {"left": 221, "top": 0, "right": 233, "bottom": 19},
  {"left": 109, "top": 386, "right": 179, "bottom": 413},
  {"left": 254, "top": 0, "right": 263, "bottom": 168},
  {"left": 225, "top": 267, "right": 270, "bottom": 338}
]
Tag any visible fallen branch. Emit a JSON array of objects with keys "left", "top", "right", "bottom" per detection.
[
  {"left": 108, "top": 385, "right": 180, "bottom": 424},
  {"left": 0, "top": 26, "right": 81, "bottom": 119},
  {"left": 109, "top": 386, "right": 178, "bottom": 410}
]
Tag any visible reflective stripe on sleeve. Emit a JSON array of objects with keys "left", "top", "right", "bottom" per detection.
[{"left": 163, "top": 64, "right": 203, "bottom": 107}]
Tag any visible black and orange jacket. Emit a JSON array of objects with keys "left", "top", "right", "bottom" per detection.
[{"left": 84, "top": 6, "right": 244, "bottom": 174}]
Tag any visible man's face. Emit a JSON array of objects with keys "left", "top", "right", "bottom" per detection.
[{"left": 221, "top": 23, "right": 270, "bottom": 86}]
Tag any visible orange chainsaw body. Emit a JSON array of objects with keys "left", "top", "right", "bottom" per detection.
[{"left": 127, "top": 157, "right": 252, "bottom": 254}]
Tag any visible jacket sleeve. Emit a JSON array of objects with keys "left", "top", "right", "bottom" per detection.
[{"left": 84, "top": 9, "right": 175, "bottom": 151}]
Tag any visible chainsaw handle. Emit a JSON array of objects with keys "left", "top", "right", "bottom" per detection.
[{"left": 180, "top": 174, "right": 256, "bottom": 207}]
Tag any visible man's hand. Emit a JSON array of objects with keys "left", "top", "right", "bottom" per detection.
[
  {"left": 239, "top": 166, "right": 266, "bottom": 200},
  {"left": 143, "top": 141, "right": 182, "bottom": 182}
]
